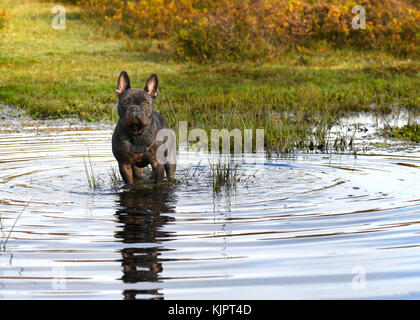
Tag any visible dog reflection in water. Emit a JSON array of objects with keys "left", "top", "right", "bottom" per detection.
[{"left": 114, "top": 190, "right": 175, "bottom": 300}]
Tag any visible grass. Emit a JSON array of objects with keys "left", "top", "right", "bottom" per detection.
[
  {"left": 176, "top": 160, "right": 257, "bottom": 194},
  {"left": 209, "top": 160, "right": 240, "bottom": 193},
  {"left": 384, "top": 123, "right": 420, "bottom": 143},
  {"left": 108, "top": 166, "right": 121, "bottom": 191},
  {"left": 83, "top": 150, "right": 103, "bottom": 190},
  {"left": 1, "top": 198, "right": 32, "bottom": 251},
  {"left": 0, "top": 0, "right": 419, "bottom": 153},
  {"left": 93, "top": 158, "right": 256, "bottom": 194}
]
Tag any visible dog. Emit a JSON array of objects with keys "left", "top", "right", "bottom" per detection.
[{"left": 112, "top": 71, "right": 176, "bottom": 184}]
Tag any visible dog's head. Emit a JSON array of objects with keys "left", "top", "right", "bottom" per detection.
[{"left": 115, "top": 71, "right": 158, "bottom": 136}]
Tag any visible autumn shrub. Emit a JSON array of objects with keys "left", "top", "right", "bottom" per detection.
[
  {"left": 309, "top": 0, "right": 420, "bottom": 55},
  {"left": 79, "top": 0, "right": 420, "bottom": 61},
  {"left": 79, "top": 0, "right": 206, "bottom": 38},
  {"left": 173, "top": 1, "right": 275, "bottom": 61}
]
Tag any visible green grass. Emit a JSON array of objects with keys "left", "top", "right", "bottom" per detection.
[
  {"left": 209, "top": 160, "right": 240, "bottom": 193},
  {"left": 2, "top": 198, "right": 32, "bottom": 251},
  {"left": 107, "top": 166, "right": 121, "bottom": 191},
  {"left": 385, "top": 123, "right": 420, "bottom": 143},
  {"left": 0, "top": 0, "right": 419, "bottom": 152},
  {"left": 83, "top": 150, "right": 103, "bottom": 190},
  {"left": 99, "top": 160, "right": 255, "bottom": 193}
]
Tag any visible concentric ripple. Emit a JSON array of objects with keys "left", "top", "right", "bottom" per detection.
[{"left": 0, "top": 123, "right": 419, "bottom": 299}]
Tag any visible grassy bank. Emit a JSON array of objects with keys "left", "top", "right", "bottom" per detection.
[{"left": 0, "top": 0, "right": 419, "bottom": 152}]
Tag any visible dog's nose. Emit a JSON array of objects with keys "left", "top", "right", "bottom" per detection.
[{"left": 131, "top": 105, "right": 140, "bottom": 114}]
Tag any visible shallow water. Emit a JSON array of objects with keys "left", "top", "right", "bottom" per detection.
[{"left": 0, "top": 114, "right": 419, "bottom": 299}]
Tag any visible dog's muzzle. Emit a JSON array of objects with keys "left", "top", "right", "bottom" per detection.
[{"left": 125, "top": 106, "right": 152, "bottom": 136}]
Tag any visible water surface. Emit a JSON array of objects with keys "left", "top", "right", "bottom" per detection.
[{"left": 0, "top": 114, "right": 419, "bottom": 299}]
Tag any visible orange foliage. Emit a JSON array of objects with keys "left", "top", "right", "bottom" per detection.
[{"left": 79, "top": 0, "right": 420, "bottom": 61}]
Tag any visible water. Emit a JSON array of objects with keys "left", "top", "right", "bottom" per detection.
[{"left": 0, "top": 112, "right": 419, "bottom": 299}]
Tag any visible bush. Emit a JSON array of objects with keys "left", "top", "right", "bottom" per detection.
[
  {"left": 79, "top": 0, "right": 205, "bottom": 38},
  {"left": 79, "top": 0, "right": 420, "bottom": 61},
  {"left": 172, "top": 1, "right": 273, "bottom": 61}
]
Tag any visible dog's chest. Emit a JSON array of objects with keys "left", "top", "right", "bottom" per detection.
[
  {"left": 130, "top": 138, "right": 157, "bottom": 167},
  {"left": 130, "top": 132, "right": 154, "bottom": 153},
  {"left": 134, "top": 152, "right": 150, "bottom": 167}
]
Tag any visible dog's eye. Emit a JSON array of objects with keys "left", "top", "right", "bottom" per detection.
[
  {"left": 143, "top": 102, "right": 150, "bottom": 107},
  {"left": 122, "top": 98, "right": 128, "bottom": 105}
]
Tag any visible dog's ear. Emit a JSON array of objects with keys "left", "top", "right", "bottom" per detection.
[
  {"left": 116, "top": 71, "right": 131, "bottom": 95},
  {"left": 144, "top": 74, "right": 158, "bottom": 98}
]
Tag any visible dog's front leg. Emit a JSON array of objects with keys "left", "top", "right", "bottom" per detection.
[
  {"left": 165, "top": 163, "right": 176, "bottom": 180},
  {"left": 150, "top": 160, "right": 164, "bottom": 184},
  {"left": 119, "top": 163, "right": 134, "bottom": 185},
  {"left": 132, "top": 165, "right": 143, "bottom": 180}
]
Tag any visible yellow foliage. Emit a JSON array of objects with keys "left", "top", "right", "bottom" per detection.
[{"left": 79, "top": 0, "right": 420, "bottom": 61}]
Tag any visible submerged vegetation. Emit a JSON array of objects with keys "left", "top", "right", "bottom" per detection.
[
  {"left": 93, "top": 158, "right": 256, "bottom": 194},
  {"left": 83, "top": 151, "right": 104, "bottom": 190},
  {"left": 108, "top": 166, "right": 120, "bottom": 190},
  {"left": 209, "top": 160, "right": 240, "bottom": 192},
  {"left": 0, "top": 0, "right": 418, "bottom": 154},
  {"left": 1, "top": 198, "right": 31, "bottom": 251}
]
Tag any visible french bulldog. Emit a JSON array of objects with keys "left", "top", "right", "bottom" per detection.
[{"left": 112, "top": 71, "right": 176, "bottom": 185}]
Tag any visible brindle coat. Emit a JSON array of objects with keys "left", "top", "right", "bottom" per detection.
[{"left": 112, "top": 71, "right": 176, "bottom": 184}]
